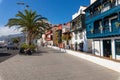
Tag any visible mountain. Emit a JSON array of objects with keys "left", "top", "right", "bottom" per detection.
[{"left": 0, "top": 33, "right": 25, "bottom": 42}]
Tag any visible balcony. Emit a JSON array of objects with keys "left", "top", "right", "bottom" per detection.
[
  {"left": 70, "top": 26, "right": 76, "bottom": 32},
  {"left": 46, "top": 35, "right": 53, "bottom": 41},
  {"left": 62, "top": 28, "right": 70, "bottom": 33},
  {"left": 70, "top": 25, "right": 84, "bottom": 32},
  {"left": 86, "top": 1, "right": 119, "bottom": 23},
  {"left": 87, "top": 25, "right": 120, "bottom": 39}
]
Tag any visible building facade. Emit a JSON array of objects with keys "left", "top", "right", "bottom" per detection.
[
  {"left": 62, "top": 23, "right": 71, "bottom": 49},
  {"left": 85, "top": 0, "right": 120, "bottom": 60},
  {"left": 70, "top": 6, "right": 92, "bottom": 52},
  {"left": 45, "top": 29, "right": 53, "bottom": 45}
]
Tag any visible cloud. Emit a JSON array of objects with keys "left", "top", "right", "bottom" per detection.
[
  {"left": 0, "top": 0, "right": 2, "bottom": 4},
  {"left": 0, "top": 26, "right": 22, "bottom": 36}
]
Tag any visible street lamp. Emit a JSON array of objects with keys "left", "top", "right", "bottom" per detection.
[
  {"left": 16, "top": 2, "right": 29, "bottom": 44},
  {"left": 16, "top": 2, "right": 29, "bottom": 10},
  {"left": 16, "top": 2, "right": 25, "bottom": 5}
]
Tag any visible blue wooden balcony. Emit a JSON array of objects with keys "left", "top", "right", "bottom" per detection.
[
  {"left": 87, "top": 26, "right": 120, "bottom": 39},
  {"left": 86, "top": 3, "right": 120, "bottom": 24}
]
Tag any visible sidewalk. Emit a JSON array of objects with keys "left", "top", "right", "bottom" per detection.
[{"left": 48, "top": 45, "right": 120, "bottom": 73}]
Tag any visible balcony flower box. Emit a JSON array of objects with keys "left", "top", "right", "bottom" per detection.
[
  {"left": 90, "top": 29, "right": 94, "bottom": 33},
  {"left": 115, "top": 22, "right": 120, "bottom": 28},
  {"left": 99, "top": 26, "right": 103, "bottom": 30}
]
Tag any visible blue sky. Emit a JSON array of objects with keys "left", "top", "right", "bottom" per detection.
[{"left": 0, "top": 0, "right": 90, "bottom": 36}]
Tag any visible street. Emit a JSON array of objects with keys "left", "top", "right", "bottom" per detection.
[
  {"left": 0, "top": 47, "right": 119, "bottom": 80},
  {"left": 0, "top": 48, "right": 18, "bottom": 63}
]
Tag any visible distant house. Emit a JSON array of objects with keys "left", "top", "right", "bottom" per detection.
[
  {"left": 62, "top": 23, "right": 71, "bottom": 49},
  {"left": 45, "top": 28, "right": 53, "bottom": 45},
  {"left": 85, "top": 0, "right": 120, "bottom": 60}
]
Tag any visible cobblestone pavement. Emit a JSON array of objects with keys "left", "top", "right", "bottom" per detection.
[{"left": 0, "top": 46, "right": 119, "bottom": 80}]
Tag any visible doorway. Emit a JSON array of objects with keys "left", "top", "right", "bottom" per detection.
[
  {"left": 75, "top": 42, "right": 78, "bottom": 51},
  {"left": 79, "top": 43, "right": 83, "bottom": 52},
  {"left": 103, "top": 40, "right": 112, "bottom": 57}
]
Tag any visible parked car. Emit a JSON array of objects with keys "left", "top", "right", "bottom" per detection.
[
  {"left": 7, "top": 43, "right": 18, "bottom": 50},
  {"left": 0, "top": 44, "right": 6, "bottom": 48}
]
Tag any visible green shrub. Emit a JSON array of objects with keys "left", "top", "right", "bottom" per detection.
[
  {"left": 20, "top": 43, "right": 36, "bottom": 51},
  {"left": 29, "top": 44, "right": 36, "bottom": 51},
  {"left": 21, "top": 43, "right": 29, "bottom": 49}
]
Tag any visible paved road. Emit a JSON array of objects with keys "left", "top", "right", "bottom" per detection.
[
  {"left": 0, "top": 46, "right": 119, "bottom": 80},
  {"left": 0, "top": 48, "right": 18, "bottom": 63}
]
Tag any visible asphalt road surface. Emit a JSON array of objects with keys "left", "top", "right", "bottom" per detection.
[
  {"left": 0, "top": 47, "right": 18, "bottom": 63},
  {"left": 0, "top": 46, "right": 119, "bottom": 80}
]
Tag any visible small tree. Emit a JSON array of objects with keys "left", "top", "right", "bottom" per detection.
[{"left": 12, "top": 37, "right": 20, "bottom": 44}]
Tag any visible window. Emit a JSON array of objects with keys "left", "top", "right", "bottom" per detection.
[
  {"left": 75, "top": 33, "right": 77, "bottom": 40},
  {"left": 79, "top": 33, "right": 83, "bottom": 39},
  {"left": 104, "top": 20, "right": 109, "bottom": 26},
  {"left": 115, "top": 39, "right": 120, "bottom": 55}
]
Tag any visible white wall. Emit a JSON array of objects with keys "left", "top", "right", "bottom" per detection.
[
  {"left": 42, "top": 34, "right": 46, "bottom": 43},
  {"left": 100, "top": 40, "right": 103, "bottom": 56},
  {"left": 37, "top": 39, "right": 42, "bottom": 46},
  {"left": 71, "top": 6, "right": 91, "bottom": 52},
  {"left": 71, "top": 30, "right": 91, "bottom": 52},
  {"left": 116, "top": 55, "right": 120, "bottom": 60},
  {"left": 71, "top": 32, "right": 83, "bottom": 45},
  {"left": 83, "top": 31, "right": 88, "bottom": 52},
  {"left": 94, "top": 41, "right": 101, "bottom": 56},
  {"left": 72, "top": 6, "right": 87, "bottom": 20},
  {"left": 93, "top": 37, "right": 120, "bottom": 60},
  {"left": 90, "top": 0, "right": 96, "bottom": 4}
]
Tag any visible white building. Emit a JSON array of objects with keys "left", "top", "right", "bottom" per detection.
[
  {"left": 70, "top": 6, "right": 92, "bottom": 52},
  {"left": 90, "top": 0, "right": 97, "bottom": 4},
  {"left": 37, "top": 34, "right": 46, "bottom": 46}
]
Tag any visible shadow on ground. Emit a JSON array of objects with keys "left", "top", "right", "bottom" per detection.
[
  {"left": 22, "top": 47, "right": 66, "bottom": 56},
  {"left": 0, "top": 53, "right": 11, "bottom": 57},
  {"left": 0, "top": 50, "right": 18, "bottom": 63}
]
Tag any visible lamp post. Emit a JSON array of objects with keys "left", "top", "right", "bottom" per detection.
[
  {"left": 16, "top": 2, "right": 29, "bottom": 44},
  {"left": 16, "top": 2, "right": 29, "bottom": 10}
]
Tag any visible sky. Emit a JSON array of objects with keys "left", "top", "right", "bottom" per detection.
[{"left": 0, "top": 0, "right": 90, "bottom": 36}]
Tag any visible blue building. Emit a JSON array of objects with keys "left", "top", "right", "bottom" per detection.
[{"left": 85, "top": 0, "right": 120, "bottom": 60}]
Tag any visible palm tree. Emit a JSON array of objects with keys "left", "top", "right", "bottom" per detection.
[{"left": 6, "top": 9, "right": 50, "bottom": 45}]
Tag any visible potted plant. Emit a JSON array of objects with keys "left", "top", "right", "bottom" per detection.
[
  {"left": 99, "top": 26, "right": 103, "bottom": 30},
  {"left": 90, "top": 29, "right": 94, "bottom": 33},
  {"left": 115, "top": 22, "right": 120, "bottom": 28},
  {"left": 99, "top": 5, "right": 103, "bottom": 10},
  {"left": 19, "top": 43, "right": 36, "bottom": 55}
]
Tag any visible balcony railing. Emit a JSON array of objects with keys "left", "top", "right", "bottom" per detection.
[
  {"left": 87, "top": 26, "right": 120, "bottom": 39},
  {"left": 94, "top": 28, "right": 101, "bottom": 34},
  {"left": 103, "top": 25, "right": 110, "bottom": 33},
  {"left": 86, "top": 2, "right": 116, "bottom": 20}
]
